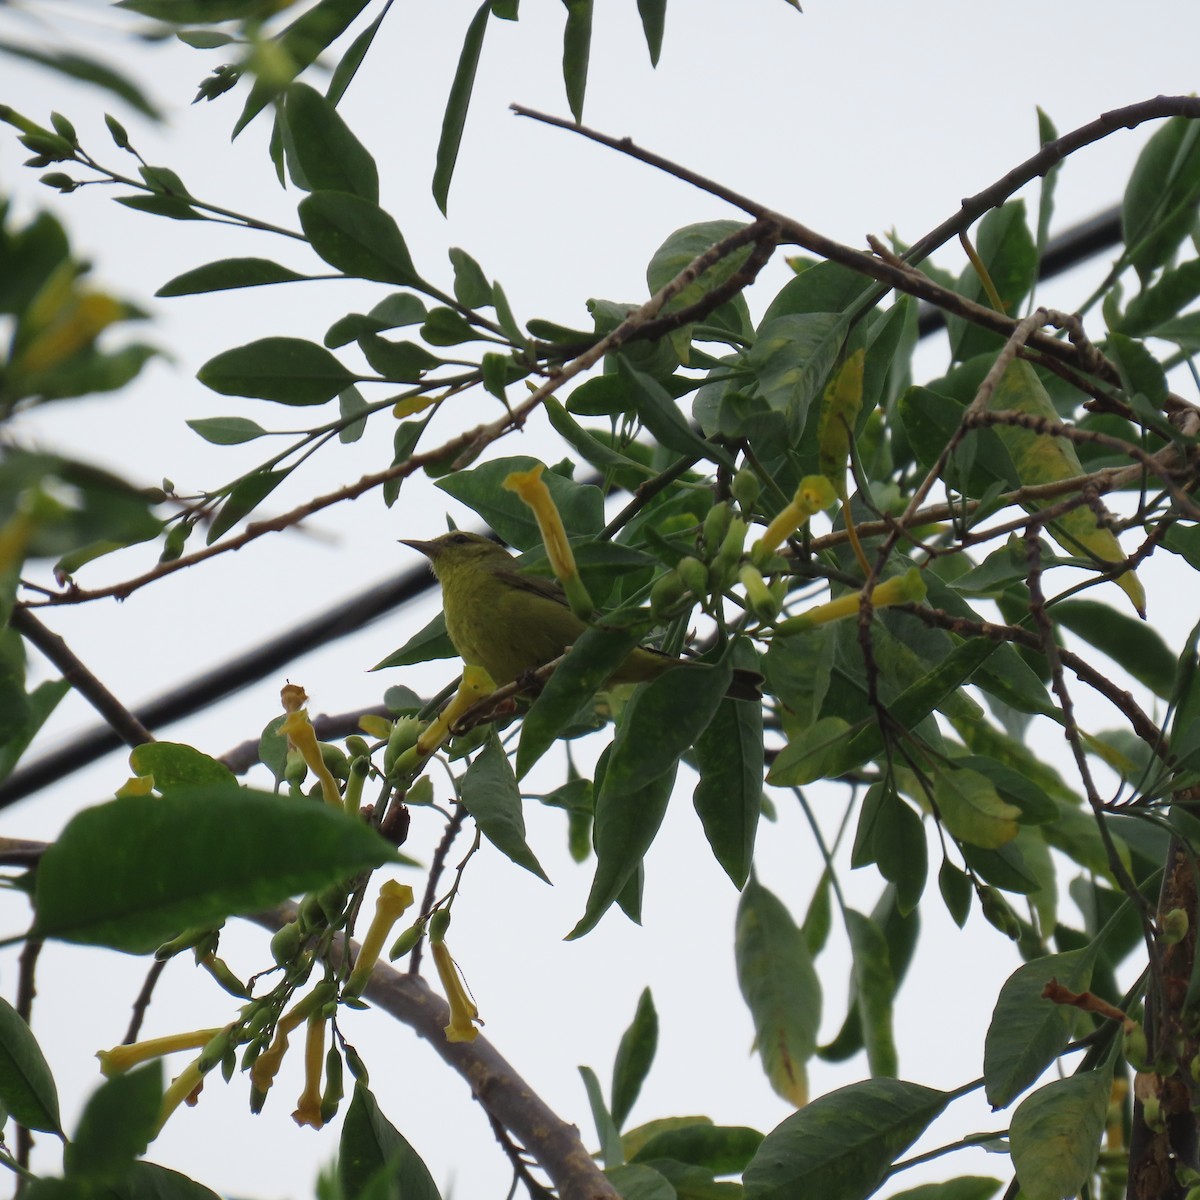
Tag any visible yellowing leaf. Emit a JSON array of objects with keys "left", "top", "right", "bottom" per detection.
[
  {"left": 989, "top": 361, "right": 1145, "bottom": 615},
  {"left": 933, "top": 766, "right": 1020, "bottom": 849},
  {"left": 817, "top": 349, "right": 865, "bottom": 499}
]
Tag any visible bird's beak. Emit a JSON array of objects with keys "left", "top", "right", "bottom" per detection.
[{"left": 399, "top": 538, "right": 436, "bottom": 558}]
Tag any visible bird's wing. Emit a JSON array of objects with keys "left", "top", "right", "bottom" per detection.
[{"left": 493, "top": 565, "right": 572, "bottom": 607}]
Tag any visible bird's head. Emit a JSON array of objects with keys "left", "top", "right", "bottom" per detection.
[{"left": 400, "top": 531, "right": 514, "bottom": 582}]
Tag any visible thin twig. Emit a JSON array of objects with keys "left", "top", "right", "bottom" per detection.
[
  {"left": 14, "top": 939, "right": 42, "bottom": 1177},
  {"left": 123, "top": 959, "right": 168, "bottom": 1045}
]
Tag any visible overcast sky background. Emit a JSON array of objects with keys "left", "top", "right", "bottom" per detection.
[{"left": 2, "top": 1, "right": 1199, "bottom": 1196}]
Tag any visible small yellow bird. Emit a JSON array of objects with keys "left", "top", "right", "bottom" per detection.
[{"left": 402, "top": 531, "right": 762, "bottom": 701}]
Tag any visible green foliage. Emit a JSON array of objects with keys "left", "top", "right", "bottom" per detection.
[{"left": 1, "top": 10, "right": 1198, "bottom": 1200}]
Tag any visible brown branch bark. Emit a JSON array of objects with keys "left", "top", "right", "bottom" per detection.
[{"left": 1127, "top": 794, "right": 1200, "bottom": 1200}]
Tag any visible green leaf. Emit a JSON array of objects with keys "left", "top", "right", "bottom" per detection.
[
  {"left": 207, "top": 468, "right": 290, "bottom": 543},
  {"left": 448, "top": 247, "right": 492, "bottom": 308},
  {"left": 635, "top": 0, "right": 667, "bottom": 65},
  {"left": 851, "top": 783, "right": 927, "bottom": 914},
  {"left": 32, "top": 788, "right": 396, "bottom": 953},
  {"left": 360, "top": 335, "right": 442, "bottom": 382},
  {"left": 1106, "top": 331, "right": 1169, "bottom": 412},
  {"left": 436, "top": 456, "right": 603, "bottom": 549},
  {"left": 599, "top": 649, "right": 733, "bottom": 800},
  {"left": 433, "top": 2, "right": 490, "bottom": 214},
  {"left": 946, "top": 201, "right": 1037, "bottom": 362},
  {"left": 1052, "top": 598, "right": 1176, "bottom": 698},
  {"left": 114, "top": 193, "right": 202, "bottom": 221},
  {"left": 612, "top": 988, "right": 658, "bottom": 1131},
  {"left": 516, "top": 624, "right": 646, "bottom": 778},
  {"left": 735, "top": 880, "right": 821, "bottom": 1108},
  {"left": 562, "top": 0, "right": 593, "bottom": 123},
  {"left": 616, "top": 357, "right": 735, "bottom": 469},
  {"left": 282, "top": 82, "right": 379, "bottom": 202},
  {"left": 938, "top": 860, "right": 972, "bottom": 927},
  {"left": 632, "top": 1123, "right": 764, "bottom": 1174},
  {"left": 0, "top": 994, "right": 61, "bottom": 1133},
  {"left": 372, "top": 611, "right": 457, "bottom": 671},
  {"left": 112, "top": 1162, "right": 224, "bottom": 1200},
  {"left": 604, "top": 1163, "right": 673, "bottom": 1200},
  {"left": 934, "top": 765, "right": 1021, "bottom": 849},
  {"left": 299, "top": 191, "right": 420, "bottom": 286},
  {"left": 1010, "top": 1066, "right": 1113, "bottom": 1200},
  {"left": 233, "top": 0, "right": 372, "bottom": 134},
  {"left": 339, "top": 1084, "right": 442, "bottom": 1200},
  {"left": 1169, "top": 618, "right": 1200, "bottom": 768},
  {"left": 891, "top": 1180, "right": 1001, "bottom": 1200},
  {"left": 1120, "top": 258, "right": 1200, "bottom": 335},
  {"left": 898, "top": 384, "right": 1016, "bottom": 498},
  {"left": 128, "top": 742, "right": 237, "bottom": 792},
  {"left": 746, "top": 311, "right": 847, "bottom": 432},
  {"left": 545, "top": 396, "right": 655, "bottom": 488},
  {"left": 327, "top": 11, "right": 385, "bottom": 105},
  {"left": 569, "top": 763, "right": 677, "bottom": 940},
  {"left": 460, "top": 731, "right": 548, "bottom": 881},
  {"left": 743, "top": 1078, "right": 949, "bottom": 1200},
  {"left": 1122, "top": 115, "right": 1200, "bottom": 280},
  {"left": 692, "top": 644, "right": 763, "bottom": 888},
  {"left": 846, "top": 909, "right": 898, "bottom": 1078},
  {"left": 186, "top": 416, "right": 271, "bottom": 445},
  {"left": 420, "top": 306, "right": 476, "bottom": 346},
  {"left": 339, "top": 385, "right": 368, "bottom": 442},
  {"left": 0, "top": 42, "right": 160, "bottom": 119},
  {"left": 1034, "top": 108, "right": 1059, "bottom": 261},
  {"left": 983, "top": 947, "right": 1095, "bottom": 1108},
  {"left": 157, "top": 257, "right": 310, "bottom": 298},
  {"left": 580, "top": 1064, "right": 624, "bottom": 1168},
  {"left": 198, "top": 337, "right": 355, "bottom": 405},
  {"left": 64, "top": 1064, "right": 161, "bottom": 1183}
]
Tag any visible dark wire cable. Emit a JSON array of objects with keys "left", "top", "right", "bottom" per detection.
[{"left": 0, "top": 204, "right": 1123, "bottom": 807}]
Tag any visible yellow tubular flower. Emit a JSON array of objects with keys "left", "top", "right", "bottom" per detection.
[
  {"left": 249, "top": 982, "right": 334, "bottom": 1095},
  {"left": 280, "top": 705, "right": 341, "bottom": 807},
  {"left": 97, "top": 1028, "right": 225, "bottom": 1078},
  {"left": 753, "top": 476, "right": 837, "bottom": 559},
  {"left": 431, "top": 941, "right": 480, "bottom": 1043},
  {"left": 415, "top": 664, "right": 495, "bottom": 757},
  {"left": 503, "top": 463, "right": 594, "bottom": 618},
  {"left": 343, "top": 882, "right": 416, "bottom": 998},
  {"left": 775, "top": 567, "right": 926, "bottom": 635},
  {"left": 155, "top": 1058, "right": 205, "bottom": 1134},
  {"left": 291, "top": 1014, "right": 327, "bottom": 1130}
]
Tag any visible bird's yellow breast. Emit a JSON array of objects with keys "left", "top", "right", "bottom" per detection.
[{"left": 438, "top": 559, "right": 586, "bottom": 685}]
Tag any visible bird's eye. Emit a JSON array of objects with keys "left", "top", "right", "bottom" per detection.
[{"left": 451, "top": 532, "right": 471, "bottom": 545}]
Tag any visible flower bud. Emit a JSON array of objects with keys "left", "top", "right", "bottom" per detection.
[
  {"left": 739, "top": 564, "right": 779, "bottom": 623},
  {"left": 270, "top": 921, "right": 305, "bottom": 967},
  {"left": 1162, "top": 908, "right": 1189, "bottom": 945},
  {"left": 429, "top": 908, "right": 451, "bottom": 943},
  {"left": 979, "top": 887, "right": 1020, "bottom": 940},
  {"left": 650, "top": 569, "right": 689, "bottom": 619},
  {"left": 1123, "top": 1023, "right": 1151, "bottom": 1072},
  {"left": 702, "top": 502, "right": 733, "bottom": 558},
  {"left": 388, "top": 922, "right": 424, "bottom": 961},
  {"left": 676, "top": 556, "right": 709, "bottom": 600},
  {"left": 730, "top": 467, "right": 761, "bottom": 510}
]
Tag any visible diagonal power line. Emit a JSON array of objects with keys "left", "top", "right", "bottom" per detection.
[{"left": 0, "top": 205, "right": 1123, "bottom": 807}]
